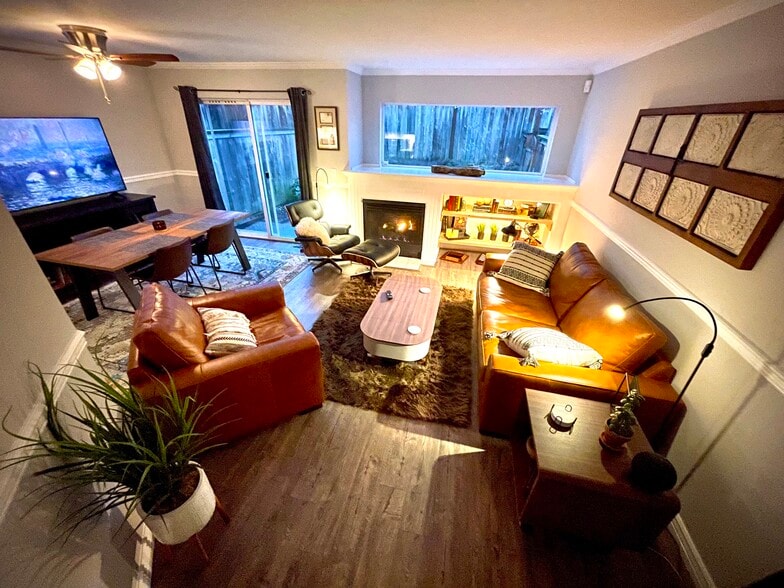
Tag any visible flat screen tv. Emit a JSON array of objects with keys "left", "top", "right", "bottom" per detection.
[{"left": 0, "top": 117, "right": 126, "bottom": 213}]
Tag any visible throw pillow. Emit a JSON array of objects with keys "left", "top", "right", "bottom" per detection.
[
  {"left": 499, "top": 327, "right": 603, "bottom": 369},
  {"left": 198, "top": 307, "right": 257, "bottom": 357},
  {"left": 495, "top": 241, "right": 562, "bottom": 295},
  {"left": 295, "top": 216, "right": 331, "bottom": 244}
]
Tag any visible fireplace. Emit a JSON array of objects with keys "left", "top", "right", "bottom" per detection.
[{"left": 363, "top": 199, "right": 426, "bottom": 259}]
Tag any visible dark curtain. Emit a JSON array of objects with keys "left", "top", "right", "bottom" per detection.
[
  {"left": 177, "top": 85, "right": 226, "bottom": 209},
  {"left": 287, "top": 87, "right": 313, "bottom": 200}
]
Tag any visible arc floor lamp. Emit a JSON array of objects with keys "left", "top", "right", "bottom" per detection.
[{"left": 607, "top": 296, "right": 718, "bottom": 450}]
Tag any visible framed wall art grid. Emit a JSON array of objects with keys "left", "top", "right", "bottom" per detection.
[{"left": 609, "top": 100, "right": 784, "bottom": 270}]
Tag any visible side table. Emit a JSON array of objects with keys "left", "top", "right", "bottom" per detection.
[{"left": 519, "top": 390, "right": 680, "bottom": 549}]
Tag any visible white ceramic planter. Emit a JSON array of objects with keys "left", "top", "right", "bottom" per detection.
[{"left": 137, "top": 465, "right": 216, "bottom": 545}]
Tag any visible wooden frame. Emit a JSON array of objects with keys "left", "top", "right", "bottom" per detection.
[
  {"left": 314, "top": 106, "right": 339, "bottom": 150},
  {"left": 609, "top": 100, "right": 784, "bottom": 270}
]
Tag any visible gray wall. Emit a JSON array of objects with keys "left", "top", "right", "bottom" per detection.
[
  {"left": 565, "top": 4, "right": 784, "bottom": 585},
  {"left": 0, "top": 51, "right": 182, "bottom": 209},
  {"left": 361, "top": 74, "right": 589, "bottom": 175}
]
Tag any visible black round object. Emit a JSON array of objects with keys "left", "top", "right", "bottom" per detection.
[{"left": 628, "top": 451, "right": 677, "bottom": 493}]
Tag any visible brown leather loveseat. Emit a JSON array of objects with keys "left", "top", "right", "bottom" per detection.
[
  {"left": 127, "top": 282, "right": 325, "bottom": 444},
  {"left": 477, "top": 243, "right": 684, "bottom": 453}
]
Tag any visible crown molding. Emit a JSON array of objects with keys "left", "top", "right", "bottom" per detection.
[
  {"left": 593, "top": 0, "right": 784, "bottom": 74},
  {"left": 153, "top": 61, "right": 364, "bottom": 75},
  {"left": 362, "top": 67, "right": 590, "bottom": 77}
]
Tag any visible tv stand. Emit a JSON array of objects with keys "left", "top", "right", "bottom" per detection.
[{"left": 13, "top": 192, "right": 157, "bottom": 254}]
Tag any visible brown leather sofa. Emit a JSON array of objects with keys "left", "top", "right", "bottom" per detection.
[
  {"left": 477, "top": 243, "right": 685, "bottom": 453},
  {"left": 127, "top": 282, "right": 325, "bottom": 444}
]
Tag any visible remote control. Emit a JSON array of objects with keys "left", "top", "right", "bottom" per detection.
[{"left": 385, "top": 290, "right": 393, "bottom": 300}]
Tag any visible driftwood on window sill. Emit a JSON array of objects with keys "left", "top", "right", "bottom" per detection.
[{"left": 431, "top": 165, "right": 486, "bottom": 177}]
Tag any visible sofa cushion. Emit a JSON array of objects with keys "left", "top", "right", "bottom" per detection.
[
  {"left": 198, "top": 307, "right": 257, "bottom": 357},
  {"left": 559, "top": 280, "right": 667, "bottom": 372},
  {"left": 477, "top": 275, "right": 558, "bottom": 326},
  {"left": 499, "top": 327, "right": 603, "bottom": 369},
  {"left": 549, "top": 242, "right": 610, "bottom": 320},
  {"left": 132, "top": 284, "right": 209, "bottom": 369},
  {"left": 495, "top": 242, "right": 562, "bottom": 294}
]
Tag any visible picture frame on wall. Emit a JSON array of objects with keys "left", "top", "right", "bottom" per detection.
[{"left": 314, "top": 106, "right": 339, "bottom": 150}]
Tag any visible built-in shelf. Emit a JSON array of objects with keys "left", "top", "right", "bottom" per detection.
[
  {"left": 438, "top": 235, "right": 516, "bottom": 253},
  {"left": 440, "top": 210, "right": 553, "bottom": 227}
]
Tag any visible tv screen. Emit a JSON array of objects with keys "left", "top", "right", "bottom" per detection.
[{"left": 0, "top": 117, "right": 126, "bottom": 213}]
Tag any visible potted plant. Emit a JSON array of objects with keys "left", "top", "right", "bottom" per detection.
[
  {"left": 476, "top": 222, "right": 486, "bottom": 240},
  {"left": 490, "top": 224, "right": 498, "bottom": 241},
  {"left": 600, "top": 375, "right": 644, "bottom": 452},
  {"left": 0, "top": 364, "right": 222, "bottom": 544}
]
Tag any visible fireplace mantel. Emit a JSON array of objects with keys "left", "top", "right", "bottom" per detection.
[{"left": 340, "top": 166, "right": 578, "bottom": 266}]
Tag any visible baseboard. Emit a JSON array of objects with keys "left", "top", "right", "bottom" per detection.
[{"left": 669, "top": 515, "right": 716, "bottom": 588}]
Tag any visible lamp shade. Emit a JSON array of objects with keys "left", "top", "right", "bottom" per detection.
[
  {"left": 98, "top": 59, "right": 122, "bottom": 81},
  {"left": 73, "top": 57, "right": 98, "bottom": 80}
]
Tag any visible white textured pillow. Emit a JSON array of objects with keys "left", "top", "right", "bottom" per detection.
[
  {"left": 495, "top": 241, "right": 561, "bottom": 295},
  {"left": 295, "top": 216, "right": 331, "bottom": 244},
  {"left": 198, "top": 307, "right": 257, "bottom": 357},
  {"left": 499, "top": 327, "right": 603, "bottom": 369}
]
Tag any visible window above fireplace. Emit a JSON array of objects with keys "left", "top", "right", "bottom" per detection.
[{"left": 381, "top": 103, "right": 557, "bottom": 175}]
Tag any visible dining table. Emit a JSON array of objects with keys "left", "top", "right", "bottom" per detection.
[{"left": 35, "top": 209, "right": 250, "bottom": 320}]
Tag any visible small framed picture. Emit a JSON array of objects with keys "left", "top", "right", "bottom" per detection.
[{"left": 314, "top": 106, "right": 339, "bottom": 150}]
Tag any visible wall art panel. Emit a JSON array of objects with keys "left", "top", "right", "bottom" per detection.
[{"left": 610, "top": 100, "right": 784, "bottom": 269}]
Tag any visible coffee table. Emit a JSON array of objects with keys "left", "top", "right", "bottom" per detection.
[
  {"left": 519, "top": 390, "right": 680, "bottom": 549},
  {"left": 360, "top": 274, "right": 442, "bottom": 361}
]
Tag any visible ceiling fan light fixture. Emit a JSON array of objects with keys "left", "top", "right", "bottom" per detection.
[
  {"left": 98, "top": 59, "right": 122, "bottom": 80},
  {"left": 73, "top": 57, "right": 97, "bottom": 79}
]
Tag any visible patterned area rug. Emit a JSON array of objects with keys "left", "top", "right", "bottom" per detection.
[
  {"left": 310, "top": 278, "right": 474, "bottom": 428},
  {"left": 65, "top": 245, "right": 308, "bottom": 378}
]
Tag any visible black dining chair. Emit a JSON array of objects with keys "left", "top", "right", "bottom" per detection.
[
  {"left": 131, "top": 238, "right": 207, "bottom": 296},
  {"left": 192, "top": 220, "right": 246, "bottom": 290}
]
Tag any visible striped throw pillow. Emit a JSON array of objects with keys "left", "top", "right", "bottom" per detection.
[
  {"left": 495, "top": 242, "right": 562, "bottom": 295},
  {"left": 499, "top": 327, "right": 603, "bottom": 369},
  {"left": 198, "top": 307, "right": 257, "bottom": 357}
]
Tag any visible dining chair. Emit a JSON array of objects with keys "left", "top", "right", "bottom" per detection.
[
  {"left": 132, "top": 238, "right": 207, "bottom": 296},
  {"left": 192, "top": 220, "right": 245, "bottom": 290}
]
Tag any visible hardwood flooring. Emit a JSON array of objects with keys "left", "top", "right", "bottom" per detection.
[{"left": 152, "top": 241, "right": 692, "bottom": 587}]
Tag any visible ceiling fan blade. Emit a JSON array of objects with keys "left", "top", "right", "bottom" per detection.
[
  {"left": 0, "top": 45, "right": 65, "bottom": 57},
  {"left": 109, "top": 53, "right": 180, "bottom": 63},
  {"left": 121, "top": 61, "right": 157, "bottom": 67}
]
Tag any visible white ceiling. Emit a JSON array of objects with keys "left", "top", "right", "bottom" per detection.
[{"left": 0, "top": 0, "right": 780, "bottom": 75}]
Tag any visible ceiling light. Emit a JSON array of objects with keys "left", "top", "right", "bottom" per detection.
[
  {"left": 98, "top": 59, "right": 122, "bottom": 81},
  {"left": 73, "top": 57, "right": 98, "bottom": 80}
]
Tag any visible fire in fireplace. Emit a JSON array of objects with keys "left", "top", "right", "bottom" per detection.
[{"left": 363, "top": 199, "right": 426, "bottom": 258}]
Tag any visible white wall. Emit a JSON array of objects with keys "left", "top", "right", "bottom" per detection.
[
  {"left": 565, "top": 4, "right": 784, "bottom": 585},
  {"left": 0, "top": 51, "right": 181, "bottom": 210},
  {"left": 361, "top": 74, "right": 589, "bottom": 175}
]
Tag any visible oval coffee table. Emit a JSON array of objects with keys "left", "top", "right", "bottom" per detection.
[{"left": 360, "top": 274, "right": 442, "bottom": 361}]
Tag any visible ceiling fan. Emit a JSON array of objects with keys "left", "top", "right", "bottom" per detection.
[{"left": 0, "top": 24, "right": 179, "bottom": 104}]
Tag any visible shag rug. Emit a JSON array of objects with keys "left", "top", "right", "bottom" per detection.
[
  {"left": 65, "top": 245, "right": 308, "bottom": 378},
  {"left": 310, "top": 278, "right": 474, "bottom": 428}
]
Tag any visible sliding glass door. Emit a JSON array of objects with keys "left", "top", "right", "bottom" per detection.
[{"left": 200, "top": 100, "right": 299, "bottom": 239}]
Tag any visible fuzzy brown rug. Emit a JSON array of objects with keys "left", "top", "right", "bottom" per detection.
[{"left": 310, "top": 278, "right": 474, "bottom": 427}]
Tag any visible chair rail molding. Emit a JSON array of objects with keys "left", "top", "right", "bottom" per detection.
[
  {"left": 124, "top": 170, "right": 199, "bottom": 184},
  {"left": 570, "top": 201, "right": 784, "bottom": 397}
]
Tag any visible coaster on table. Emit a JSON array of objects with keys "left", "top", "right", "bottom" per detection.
[
  {"left": 407, "top": 325, "right": 422, "bottom": 335},
  {"left": 419, "top": 287, "right": 431, "bottom": 294}
]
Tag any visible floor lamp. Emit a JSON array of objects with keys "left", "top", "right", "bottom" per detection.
[{"left": 607, "top": 296, "right": 718, "bottom": 450}]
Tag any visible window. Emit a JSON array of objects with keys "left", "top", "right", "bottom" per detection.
[{"left": 382, "top": 103, "right": 557, "bottom": 174}]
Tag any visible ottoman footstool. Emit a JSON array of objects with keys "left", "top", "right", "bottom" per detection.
[{"left": 342, "top": 240, "right": 401, "bottom": 281}]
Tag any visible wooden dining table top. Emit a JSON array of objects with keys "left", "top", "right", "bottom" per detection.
[{"left": 35, "top": 209, "right": 248, "bottom": 272}]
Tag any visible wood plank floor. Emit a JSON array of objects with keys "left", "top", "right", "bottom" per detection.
[{"left": 152, "top": 240, "right": 692, "bottom": 587}]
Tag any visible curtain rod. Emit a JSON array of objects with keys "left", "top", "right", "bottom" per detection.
[{"left": 173, "top": 86, "right": 310, "bottom": 94}]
